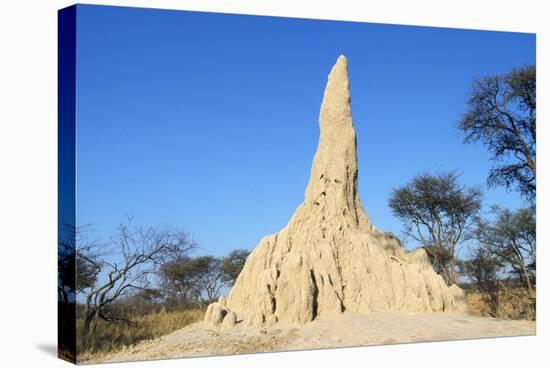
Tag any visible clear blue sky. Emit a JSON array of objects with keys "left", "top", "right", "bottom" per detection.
[{"left": 75, "top": 4, "right": 535, "bottom": 256}]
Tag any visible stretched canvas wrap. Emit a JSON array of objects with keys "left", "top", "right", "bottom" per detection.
[{"left": 58, "top": 4, "right": 536, "bottom": 364}]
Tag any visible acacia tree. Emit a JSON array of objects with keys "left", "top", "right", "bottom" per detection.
[
  {"left": 160, "top": 255, "right": 225, "bottom": 306},
  {"left": 159, "top": 255, "right": 200, "bottom": 307},
  {"left": 77, "top": 223, "right": 195, "bottom": 340},
  {"left": 471, "top": 206, "right": 536, "bottom": 296},
  {"left": 389, "top": 172, "right": 482, "bottom": 285},
  {"left": 191, "top": 256, "right": 225, "bottom": 304},
  {"left": 219, "top": 249, "right": 250, "bottom": 285},
  {"left": 458, "top": 65, "right": 536, "bottom": 201}
]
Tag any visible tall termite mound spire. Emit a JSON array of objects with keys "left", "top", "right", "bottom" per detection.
[
  {"left": 204, "top": 56, "right": 467, "bottom": 328},
  {"left": 305, "top": 55, "right": 372, "bottom": 233}
]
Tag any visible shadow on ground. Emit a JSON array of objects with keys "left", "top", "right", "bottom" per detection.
[{"left": 36, "top": 343, "right": 57, "bottom": 357}]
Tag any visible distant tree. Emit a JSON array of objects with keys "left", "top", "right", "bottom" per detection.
[
  {"left": 76, "top": 254, "right": 100, "bottom": 292},
  {"left": 389, "top": 172, "right": 482, "bottom": 285},
  {"left": 75, "top": 230, "right": 103, "bottom": 295},
  {"left": 77, "top": 222, "right": 194, "bottom": 340},
  {"left": 159, "top": 255, "right": 200, "bottom": 307},
  {"left": 131, "top": 288, "right": 164, "bottom": 314},
  {"left": 458, "top": 65, "right": 536, "bottom": 201},
  {"left": 59, "top": 225, "right": 100, "bottom": 302},
  {"left": 471, "top": 206, "right": 536, "bottom": 296},
  {"left": 219, "top": 249, "right": 251, "bottom": 285},
  {"left": 110, "top": 288, "right": 164, "bottom": 316},
  {"left": 160, "top": 255, "right": 225, "bottom": 306},
  {"left": 190, "top": 256, "right": 225, "bottom": 304},
  {"left": 459, "top": 246, "right": 503, "bottom": 317},
  {"left": 134, "top": 288, "right": 164, "bottom": 304},
  {"left": 58, "top": 229, "right": 76, "bottom": 304}
]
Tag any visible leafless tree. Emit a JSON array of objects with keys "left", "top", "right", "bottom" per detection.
[{"left": 77, "top": 222, "right": 195, "bottom": 340}]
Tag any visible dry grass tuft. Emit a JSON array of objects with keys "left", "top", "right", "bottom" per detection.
[
  {"left": 77, "top": 308, "right": 204, "bottom": 361},
  {"left": 466, "top": 287, "right": 535, "bottom": 320}
]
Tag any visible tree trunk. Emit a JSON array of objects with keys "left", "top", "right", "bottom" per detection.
[
  {"left": 448, "top": 241, "right": 457, "bottom": 285},
  {"left": 440, "top": 265, "right": 450, "bottom": 286},
  {"left": 448, "top": 256, "right": 457, "bottom": 285},
  {"left": 521, "top": 264, "right": 535, "bottom": 297},
  {"left": 82, "top": 309, "right": 99, "bottom": 349}
]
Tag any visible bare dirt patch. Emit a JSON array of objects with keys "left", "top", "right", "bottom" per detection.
[{"left": 86, "top": 312, "right": 535, "bottom": 364}]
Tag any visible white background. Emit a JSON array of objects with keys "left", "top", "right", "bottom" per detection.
[{"left": 0, "top": 0, "right": 547, "bottom": 367}]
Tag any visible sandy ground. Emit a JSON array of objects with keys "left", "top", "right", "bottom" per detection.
[{"left": 87, "top": 312, "right": 535, "bottom": 364}]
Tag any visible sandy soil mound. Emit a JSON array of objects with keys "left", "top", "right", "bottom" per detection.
[{"left": 93, "top": 312, "right": 535, "bottom": 363}]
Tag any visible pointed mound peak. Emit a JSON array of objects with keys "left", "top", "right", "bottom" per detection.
[
  {"left": 303, "top": 56, "right": 371, "bottom": 230},
  {"left": 333, "top": 54, "right": 348, "bottom": 70},
  {"left": 320, "top": 55, "right": 351, "bottom": 126},
  {"left": 334, "top": 54, "right": 348, "bottom": 71}
]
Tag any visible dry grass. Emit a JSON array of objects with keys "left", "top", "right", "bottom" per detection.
[
  {"left": 77, "top": 309, "right": 204, "bottom": 361},
  {"left": 466, "top": 287, "right": 535, "bottom": 320}
]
